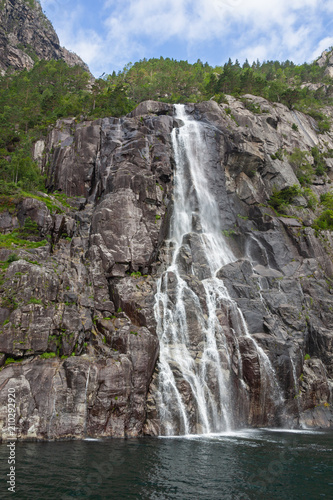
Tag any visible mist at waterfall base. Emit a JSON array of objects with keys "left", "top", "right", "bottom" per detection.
[{"left": 0, "top": 430, "right": 332, "bottom": 499}]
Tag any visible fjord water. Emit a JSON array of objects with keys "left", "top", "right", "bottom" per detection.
[
  {"left": 0, "top": 430, "right": 332, "bottom": 499},
  {"left": 154, "top": 104, "right": 284, "bottom": 435}
]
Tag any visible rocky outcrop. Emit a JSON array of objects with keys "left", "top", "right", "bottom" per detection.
[
  {"left": 1, "top": 96, "right": 333, "bottom": 440},
  {"left": 316, "top": 49, "right": 333, "bottom": 79},
  {"left": 0, "top": 0, "right": 89, "bottom": 75},
  {"left": 144, "top": 98, "right": 333, "bottom": 433},
  {"left": 0, "top": 106, "right": 175, "bottom": 439}
]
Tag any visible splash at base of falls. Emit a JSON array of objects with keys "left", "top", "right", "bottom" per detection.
[{"left": 152, "top": 104, "right": 285, "bottom": 436}]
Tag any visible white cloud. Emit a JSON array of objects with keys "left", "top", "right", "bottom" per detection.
[
  {"left": 40, "top": 0, "right": 333, "bottom": 75},
  {"left": 66, "top": 30, "right": 104, "bottom": 66},
  {"left": 98, "top": 0, "right": 331, "bottom": 67}
]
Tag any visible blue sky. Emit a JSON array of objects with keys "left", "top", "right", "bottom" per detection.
[{"left": 39, "top": 0, "right": 333, "bottom": 77}]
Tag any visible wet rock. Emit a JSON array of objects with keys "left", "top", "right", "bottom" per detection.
[{"left": 2, "top": 97, "right": 333, "bottom": 440}]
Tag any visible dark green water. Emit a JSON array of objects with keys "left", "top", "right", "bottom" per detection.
[{"left": 0, "top": 429, "right": 332, "bottom": 499}]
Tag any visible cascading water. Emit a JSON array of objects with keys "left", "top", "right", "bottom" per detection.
[{"left": 154, "top": 104, "right": 284, "bottom": 436}]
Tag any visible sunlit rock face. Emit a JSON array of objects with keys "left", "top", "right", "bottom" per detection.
[
  {"left": 1, "top": 97, "right": 333, "bottom": 441},
  {"left": 0, "top": 0, "right": 89, "bottom": 75}
]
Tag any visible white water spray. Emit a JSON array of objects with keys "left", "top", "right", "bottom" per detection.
[
  {"left": 84, "top": 366, "right": 91, "bottom": 436},
  {"left": 154, "top": 104, "right": 283, "bottom": 436}
]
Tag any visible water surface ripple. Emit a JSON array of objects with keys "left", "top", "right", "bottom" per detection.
[{"left": 0, "top": 430, "right": 332, "bottom": 499}]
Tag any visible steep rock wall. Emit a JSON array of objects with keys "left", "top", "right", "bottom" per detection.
[{"left": 0, "top": 98, "right": 333, "bottom": 440}]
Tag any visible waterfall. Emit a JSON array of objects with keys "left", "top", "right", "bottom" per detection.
[
  {"left": 154, "top": 104, "right": 283, "bottom": 436},
  {"left": 48, "top": 379, "right": 57, "bottom": 440},
  {"left": 84, "top": 366, "right": 91, "bottom": 436}
]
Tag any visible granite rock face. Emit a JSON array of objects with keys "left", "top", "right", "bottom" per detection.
[
  {"left": 0, "top": 0, "right": 89, "bottom": 75},
  {"left": 145, "top": 99, "right": 333, "bottom": 433},
  {"left": 1, "top": 97, "right": 333, "bottom": 440},
  {"left": 0, "top": 106, "right": 174, "bottom": 440}
]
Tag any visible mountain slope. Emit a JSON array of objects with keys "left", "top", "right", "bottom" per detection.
[{"left": 0, "top": 0, "right": 89, "bottom": 75}]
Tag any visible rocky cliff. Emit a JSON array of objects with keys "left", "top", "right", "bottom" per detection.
[
  {"left": 0, "top": 0, "right": 89, "bottom": 75},
  {"left": 0, "top": 97, "right": 333, "bottom": 440}
]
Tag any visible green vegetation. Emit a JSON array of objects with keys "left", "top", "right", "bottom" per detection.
[
  {"left": 24, "top": 258, "right": 40, "bottom": 265},
  {"left": 241, "top": 97, "right": 262, "bottom": 114},
  {"left": 288, "top": 148, "right": 313, "bottom": 185},
  {"left": 270, "top": 149, "right": 284, "bottom": 161},
  {"left": 0, "top": 192, "right": 67, "bottom": 252},
  {"left": 0, "top": 191, "right": 66, "bottom": 214},
  {"left": 51, "top": 191, "right": 71, "bottom": 208},
  {"left": 307, "top": 109, "right": 331, "bottom": 133},
  {"left": 18, "top": 216, "right": 39, "bottom": 239},
  {"left": 130, "top": 271, "right": 142, "bottom": 278},
  {"left": 21, "top": 192, "right": 66, "bottom": 214},
  {"left": 320, "top": 191, "right": 333, "bottom": 210},
  {"left": 221, "top": 229, "right": 237, "bottom": 237},
  {"left": 6, "top": 254, "right": 19, "bottom": 264},
  {"left": 0, "top": 60, "right": 133, "bottom": 195},
  {"left": 0, "top": 230, "right": 47, "bottom": 249},
  {"left": 207, "top": 58, "right": 332, "bottom": 115},
  {"left": 304, "top": 353, "right": 311, "bottom": 360},
  {"left": 286, "top": 146, "right": 331, "bottom": 185},
  {"left": 27, "top": 297, "right": 42, "bottom": 305},
  {"left": 108, "top": 56, "right": 333, "bottom": 118},
  {"left": 269, "top": 184, "right": 318, "bottom": 213},
  {"left": 310, "top": 190, "right": 333, "bottom": 232},
  {"left": 313, "top": 210, "right": 333, "bottom": 231},
  {"left": 23, "top": 0, "right": 36, "bottom": 9},
  {"left": 40, "top": 352, "right": 56, "bottom": 359},
  {"left": 269, "top": 185, "right": 300, "bottom": 212},
  {"left": 0, "top": 60, "right": 88, "bottom": 146},
  {"left": 310, "top": 146, "right": 326, "bottom": 176},
  {"left": 302, "top": 187, "right": 318, "bottom": 210},
  {"left": 112, "top": 58, "right": 212, "bottom": 104},
  {"left": 5, "top": 356, "right": 23, "bottom": 365}
]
